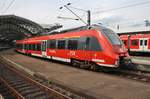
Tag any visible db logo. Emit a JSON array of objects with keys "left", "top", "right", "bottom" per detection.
[{"left": 69, "top": 51, "right": 76, "bottom": 56}]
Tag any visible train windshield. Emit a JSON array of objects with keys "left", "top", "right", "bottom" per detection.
[{"left": 102, "top": 29, "right": 123, "bottom": 46}]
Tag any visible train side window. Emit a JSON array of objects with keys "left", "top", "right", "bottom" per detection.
[
  {"left": 89, "top": 37, "right": 102, "bottom": 51},
  {"left": 131, "top": 40, "right": 138, "bottom": 46},
  {"left": 25, "top": 44, "right": 27, "bottom": 50},
  {"left": 85, "top": 37, "right": 90, "bottom": 50},
  {"left": 58, "top": 40, "right": 66, "bottom": 49},
  {"left": 32, "top": 44, "right": 35, "bottom": 50},
  {"left": 68, "top": 39, "right": 78, "bottom": 50},
  {"left": 31, "top": 44, "right": 34, "bottom": 50},
  {"left": 20, "top": 44, "right": 22, "bottom": 49},
  {"left": 17, "top": 44, "right": 21, "bottom": 49},
  {"left": 122, "top": 40, "right": 127, "bottom": 45},
  {"left": 78, "top": 37, "right": 86, "bottom": 50},
  {"left": 29, "top": 44, "right": 31, "bottom": 50},
  {"left": 35, "top": 44, "right": 37, "bottom": 51},
  {"left": 140, "top": 40, "right": 143, "bottom": 46},
  {"left": 34, "top": 44, "right": 36, "bottom": 50},
  {"left": 144, "top": 40, "right": 147, "bottom": 46},
  {"left": 48, "top": 40, "right": 56, "bottom": 49},
  {"left": 30, "top": 44, "right": 32, "bottom": 50},
  {"left": 77, "top": 37, "right": 101, "bottom": 51},
  {"left": 35, "top": 44, "right": 37, "bottom": 50},
  {"left": 26, "top": 44, "right": 28, "bottom": 50},
  {"left": 37, "top": 44, "right": 41, "bottom": 51},
  {"left": 33, "top": 44, "right": 35, "bottom": 50},
  {"left": 24, "top": 44, "right": 26, "bottom": 50},
  {"left": 21, "top": 44, "right": 23, "bottom": 49}
]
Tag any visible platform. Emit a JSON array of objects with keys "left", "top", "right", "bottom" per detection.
[
  {"left": 0, "top": 94, "right": 4, "bottom": 99},
  {"left": 131, "top": 56, "right": 150, "bottom": 72},
  {"left": 0, "top": 49, "right": 150, "bottom": 99},
  {"left": 132, "top": 56, "right": 150, "bottom": 64}
]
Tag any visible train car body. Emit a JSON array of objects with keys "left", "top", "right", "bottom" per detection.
[
  {"left": 16, "top": 25, "right": 130, "bottom": 68},
  {"left": 120, "top": 34, "right": 150, "bottom": 53}
]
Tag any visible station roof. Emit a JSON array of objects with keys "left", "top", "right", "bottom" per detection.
[{"left": 0, "top": 15, "right": 45, "bottom": 45}]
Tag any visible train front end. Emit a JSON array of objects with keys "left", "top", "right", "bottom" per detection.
[
  {"left": 101, "top": 27, "right": 131, "bottom": 67},
  {"left": 92, "top": 25, "right": 131, "bottom": 67}
]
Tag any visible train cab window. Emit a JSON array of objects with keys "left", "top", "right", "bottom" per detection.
[
  {"left": 131, "top": 40, "right": 138, "bottom": 46},
  {"left": 68, "top": 39, "right": 78, "bottom": 50},
  {"left": 144, "top": 40, "right": 147, "bottom": 46},
  {"left": 48, "top": 40, "right": 56, "bottom": 49},
  {"left": 102, "top": 29, "right": 123, "bottom": 46},
  {"left": 58, "top": 40, "right": 66, "bottom": 49}
]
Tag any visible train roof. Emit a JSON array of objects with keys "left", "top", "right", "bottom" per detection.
[
  {"left": 45, "top": 24, "right": 109, "bottom": 35},
  {"left": 16, "top": 24, "right": 112, "bottom": 43}
]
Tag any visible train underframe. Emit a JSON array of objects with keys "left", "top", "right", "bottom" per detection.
[{"left": 70, "top": 56, "right": 132, "bottom": 71}]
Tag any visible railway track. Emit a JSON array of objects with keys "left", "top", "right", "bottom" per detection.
[
  {"left": 0, "top": 79, "right": 17, "bottom": 99},
  {"left": 0, "top": 60, "right": 71, "bottom": 99},
  {"left": 0, "top": 54, "right": 150, "bottom": 99},
  {"left": 15, "top": 49, "right": 150, "bottom": 84},
  {"left": 74, "top": 63, "right": 150, "bottom": 84},
  {"left": 112, "top": 69, "right": 150, "bottom": 83}
]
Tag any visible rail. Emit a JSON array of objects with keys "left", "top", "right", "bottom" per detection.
[{"left": 0, "top": 58, "right": 71, "bottom": 99}]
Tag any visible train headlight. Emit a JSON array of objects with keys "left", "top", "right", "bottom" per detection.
[{"left": 115, "top": 59, "right": 119, "bottom": 66}]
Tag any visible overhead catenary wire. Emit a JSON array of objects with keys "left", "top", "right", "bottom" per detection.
[
  {"left": 2, "top": 0, "right": 15, "bottom": 14},
  {"left": 69, "top": 6, "right": 87, "bottom": 12},
  {"left": 64, "top": 5, "right": 87, "bottom": 25},
  {"left": 0, "top": 0, "right": 7, "bottom": 14},
  {"left": 93, "top": 0, "right": 150, "bottom": 14}
]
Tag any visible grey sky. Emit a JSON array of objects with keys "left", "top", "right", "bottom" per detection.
[{"left": 1, "top": 0, "right": 150, "bottom": 32}]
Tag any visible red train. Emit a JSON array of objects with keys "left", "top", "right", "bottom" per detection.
[
  {"left": 16, "top": 25, "right": 130, "bottom": 69},
  {"left": 120, "top": 34, "right": 150, "bottom": 53}
]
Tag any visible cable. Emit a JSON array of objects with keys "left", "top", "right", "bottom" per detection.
[
  {"left": 1, "top": 0, "right": 7, "bottom": 14},
  {"left": 70, "top": 0, "right": 81, "bottom": 4},
  {"left": 93, "top": 0, "right": 150, "bottom": 14},
  {"left": 64, "top": 5, "right": 87, "bottom": 25},
  {"left": 69, "top": 6, "right": 87, "bottom": 12},
  {"left": 2, "top": 0, "right": 15, "bottom": 14}
]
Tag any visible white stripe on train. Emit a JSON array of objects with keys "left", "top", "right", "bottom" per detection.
[{"left": 30, "top": 53, "right": 116, "bottom": 67}]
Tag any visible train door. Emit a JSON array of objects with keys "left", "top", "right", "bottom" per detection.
[
  {"left": 85, "top": 37, "right": 92, "bottom": 61},
  {"left": 139, "top": 38, "right": 148, "bottom": 52},
  {"left": 41, "top": 40, "right": 47, "bottom": 57}
]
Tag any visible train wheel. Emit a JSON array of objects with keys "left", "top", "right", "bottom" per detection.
[
  {"left": 90, "top": 64, "right": 99, "bottom": 71},
  {"left": 71, "top": 59, "right": 79, "bottom": 67}
]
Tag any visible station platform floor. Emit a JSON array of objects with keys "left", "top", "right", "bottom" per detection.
[
  {"left": 131, "top": 56, "right": 150, "bottom": 72},
  {"left": 0, "top": 49, "right": 150, "bottom": 99},
  {"left": 132, "top": 56, "right": 150, "bottom": 64},
  {"left": 0, "top": 94, "right": 4, "bottom": 99}
]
